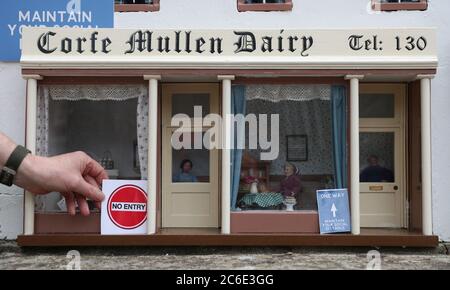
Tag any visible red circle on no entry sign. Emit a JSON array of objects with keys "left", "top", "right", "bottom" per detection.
[{"left": 107, "top": 184, "right": 148, "bottom": 230}]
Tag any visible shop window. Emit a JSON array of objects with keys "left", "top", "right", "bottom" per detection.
[
  {"left": 237, "top": 0, "right": 293, "bottom": 12},
  {"left": 115, "top": 0, "right": 160, "bottom": 12},
  {"left": 231, "top": 84, "right": 348, "bottom": 212},
  {"left": 372, "top": 0, "right": 428, "bottom": 11},
  {"left": 34, "top": 84, "right": 148, "bottom": 213}
]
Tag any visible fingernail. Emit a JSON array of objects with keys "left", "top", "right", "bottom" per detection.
[{"left": 98, "top": 190, "right": 105, "bottom": 201}]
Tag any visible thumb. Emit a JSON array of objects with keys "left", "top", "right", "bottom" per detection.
[{"left": 73, "top": 176, "right": 105, "bottom": 202}]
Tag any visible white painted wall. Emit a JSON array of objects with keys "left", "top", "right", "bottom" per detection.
[
  {"left": 0, "top": 63, "right": 25, "bottom": 238},
  {"left": 1, "top": 0, "right": 449, "bottom": 240}
]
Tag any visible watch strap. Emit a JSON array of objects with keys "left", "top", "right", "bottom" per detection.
[{"left": 5, "top": 145, "right": 31, "bottom": 172}]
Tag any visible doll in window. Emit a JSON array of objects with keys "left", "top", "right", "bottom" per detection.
[
  {"left": 173, "top": 159, "right": 198, "bottom": 182},
  {"left": 279, "top": 162, "right": 302, "bottom": 209}
]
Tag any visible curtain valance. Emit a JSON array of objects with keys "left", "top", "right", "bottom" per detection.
[
  {"left": 45, "top": 85, "right": 147, "bottom": 101},
  {"left": 245, "top": 84, "right": 331, "bottom": 102}
]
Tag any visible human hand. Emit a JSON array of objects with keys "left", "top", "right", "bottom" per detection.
[{"left": 14, "top": 151, "right": 108, "bottom": 216}]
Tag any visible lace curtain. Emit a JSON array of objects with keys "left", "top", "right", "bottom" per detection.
[
  {"left": 136, "top": 92, "right": 149, "bottom": 179},
  {"left": 46, "top": 85, "right": 146, "bottom": 101},
  {"left": 36, "top": 84, "right": 149, "bottom": 178},
  {"left": 36, "top": 88, "right": 49, "bottom": 157},
  {"left": 245, "top": 84, "right": 331, "bottom": 102}
]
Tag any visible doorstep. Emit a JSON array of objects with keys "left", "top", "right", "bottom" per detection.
[{"left": 17, "top": 229, "right": 438, "bottom": 247}]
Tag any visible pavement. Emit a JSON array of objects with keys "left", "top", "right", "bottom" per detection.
[{"left": 0, "top": 240, "right": 449, "bottom": 270}]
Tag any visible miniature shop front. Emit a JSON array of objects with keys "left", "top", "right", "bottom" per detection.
[
  {"left": 32, "top": 83, "right": 340, "bottom": 234},
  {"left": 17, "top": 27, "right": 439, "bottom": 246}
]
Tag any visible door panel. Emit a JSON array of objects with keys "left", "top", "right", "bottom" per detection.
[
  {"left": 359, "top": 84, "right": 406, "bottom": 228},
  {"left": 162, "top": 84, "right": 219, "bottom": 228},
  {"left": 359, "top": 128, "right": 404, "bottom": 228}
]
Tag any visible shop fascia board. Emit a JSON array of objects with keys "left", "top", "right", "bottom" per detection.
[{"left": 20, "top": 56, "right": 438, "bottom": 70}]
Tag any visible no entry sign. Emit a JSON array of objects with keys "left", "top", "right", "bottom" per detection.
[
  {"left": 101, "top": 180, "right": 148, "bottom": 235},
  {"left": 108, "top": 184, "right": 147, "bottom": 229}
]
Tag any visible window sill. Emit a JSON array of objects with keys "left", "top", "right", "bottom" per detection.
[
  {"left": 372, "top": 2, "right": 428, "bottom": 11},
  {"left": 237, "top": 3, "right": 293, "bottom": 12},
  {"left": 115, "top": 4, "right": 160, "bottom": 12}
]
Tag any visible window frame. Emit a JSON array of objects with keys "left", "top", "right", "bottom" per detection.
[
  {"left": 115, "top": 0, "right": 160, "bottom": 12},
  {"left": 372, "top": 0, "right": 428, "bottom": 12},
  {"left": 237, "top": 0, "right": 293, "bottom": 12}
]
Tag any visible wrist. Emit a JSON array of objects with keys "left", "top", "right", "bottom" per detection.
[
  {"left": 14, "top": 154, "right": 45, "bottom": 189},
  {"left": 0, "top": 136, "right": 17, "bottom": 167}
]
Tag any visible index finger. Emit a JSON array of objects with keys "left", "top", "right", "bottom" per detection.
[{"left": 83, "top": 157, "right": 109, "bottom": 186}]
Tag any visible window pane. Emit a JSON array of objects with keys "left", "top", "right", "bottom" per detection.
[
  {"left": 359, "top": 132, "right": 395, "bottom": 183},
  {"left": 49, "top": 99, "right": 138, "bottom": 178},
  {"left": 359, "top": 93, "right": 395, "bottom": 118},
  {"left": 172, "top": 132, "right": 210, "bottom": 183},
  {"left": 45, "top": 98, "right": 139, "bottom": 212},
  {"left": 172, "top": 93, "right": 210, "bottom": 118}
]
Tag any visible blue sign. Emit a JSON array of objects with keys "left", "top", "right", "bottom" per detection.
[
  {"left": 0, "top": 0, "right": 114, "bottom": 61},
  {"left": 316, "top": 189, "right": 351, "bottom": 234}
]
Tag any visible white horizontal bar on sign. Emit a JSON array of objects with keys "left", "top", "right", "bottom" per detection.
[
  {"left": 110, "top": 202, "right": 147, "bottom": 212},
  {"left": 20, "top": 56, "right": 438, "bottom": 70}
]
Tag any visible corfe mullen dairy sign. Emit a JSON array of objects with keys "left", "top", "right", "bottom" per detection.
[
  {"left": 36, "top": 30, "right": 315, "bottom": 56},
  {"left": 21, "top": 28, "right": 437, "bottom": 69}
]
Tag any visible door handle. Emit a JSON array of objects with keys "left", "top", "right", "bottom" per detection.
[{"left": 393, "top": 185, "right": 399, "bottom": 191}]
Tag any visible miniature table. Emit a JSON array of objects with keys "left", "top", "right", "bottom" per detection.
[{"left": 239, "top": 192, "right": 284, "bottom": 208}]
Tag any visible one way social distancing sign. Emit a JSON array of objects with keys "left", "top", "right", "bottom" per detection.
[
  {"left": 316, "top": 189, "right": 351, "bottom": 234},
  {"left": 101, "top": 180, "right": 148, "bottom": 235}
]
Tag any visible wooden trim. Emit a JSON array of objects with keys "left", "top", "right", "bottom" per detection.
[
  {"left": 372, "top": 0, "right": 428, "bottom": 11},
  {"left": 345, "top": 80, "right": 351, "bottom": 202},
  {"left": 161, "top": 83, "right": 220, "bottom": 228},
  {"left": 359, "top": 84, "right": 407, "bottom": 228},
  {"left": 22, "top": 69, "right": 437, "bottom": 78},
  {"left": 234, "top": 77, "right": 347, "bottom": 85},
  {"left": 22, "top": 83, "right": 29, "bottom": 234},
  {"left": 231, "top": 211, "right": 319, "bottom": 233},
  {"left": 218, "top": 82, "right": 223, "bottom": 226},
  {"left": 39, "top": 76, "right": 146, "bottom": 85},
  {"left": 35, "top": 212, "right": 100, "bottom": 234},
  {"left": 359, "top": 83, "right": 406, "bottom": 127},
  {"left": 17, "top": 231, "right": 439, "bottom": 247},
  {"left": 24, "top": 79, "right": 40, "bottom": 235},
  {"left": 408, "top": 80, "right": 422, "bottom": 231},
  {"left": 237, "top": 0, "right": 293, "bottom": 12},
  {"left": 115, "top": 0, "right": 160, "bottom": 12},
  {"left": 156, "top": 84, "right": 162, "bottom": 231}
]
